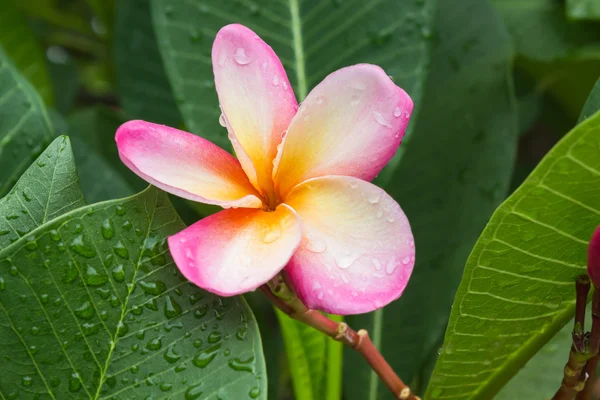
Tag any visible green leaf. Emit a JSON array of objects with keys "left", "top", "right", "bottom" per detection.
[
  {"left": 276, "top": 310, "right": 328, "bottom": 400},
  {"left": 491, "top": 0, "right": 600, "bottom": 61},
  {"left": 0, "top": 186, "right": 267, "bottom": 399},
  {"left": 494, "top": 317, "right": 575, "bottom": 398},
  {"left": 567, "top": 0, "right": 600, "bottom": 21},
  {"left": 0, "top": 0, "right": 54, "bottom": 105},
  {"left": 0, "top": 46, "right": 55, "bottom": 197},
  {"left": 580, "top": 78, "right": 600, "bottom": 123},
  {"left": 493, "top": 58, "right": 600, "bottom": 400},
  {"left": 424, "top": 109, "right": 600, "bottom": 399},
  {"left": 67, "top": 107, "right": 145, "bottom": 200},
  {"left": 275, "top": 311, "right": 343, "bottom": 400},
  {"left": 114, "top": 0, "right": 182, "bottom": 127},
  {"left": 0, "top": 136, "right": 85, "bottom": 249},
  {"left": 345, "top": 0, "right": 518, "bottom": 397},
  {"left": 150, "top": 0, "right": 436, "bottom": 150}
]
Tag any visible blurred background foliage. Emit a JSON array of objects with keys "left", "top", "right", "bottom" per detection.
[{"left": 0, "top": 0, "right": 599, "bottom": 398}]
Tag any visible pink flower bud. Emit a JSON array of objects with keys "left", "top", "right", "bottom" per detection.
[{"left": 588, "top": 226, "right": 600, "bottom": 288}]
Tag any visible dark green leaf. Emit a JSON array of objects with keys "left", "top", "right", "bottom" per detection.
[
  {"left": 567, "top": 0, "right": 600, "bottom": 21},
  {"left": 491, "top": 0, "right": 600, "bottom": 61},
  {"left": 0, "top": 186, "right": 266, "bottom": 399},
  {"left": 0, "top": 136, "right": 85, "bottom": 248},
  {"left": 0, "top": 46, "right": 55, "bottom": 197},
  {"left": 580, "top": 78, "right": 600, "bottom": 123},
  {"left": 151, "top": 0, "right": 436, "bottom": 152},
  {"left": 0, "top": 0, "right": 54, "bottom": 105},
  {"left": 114, "top": 0, "right": 182, "bottom": 127},
  {"left": 425, "top": 109, "right": 600, "bottom": 399},
  {"left": 346, "top": 0, "right": 518, "bottom": 397}
]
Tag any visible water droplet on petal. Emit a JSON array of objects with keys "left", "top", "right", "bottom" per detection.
[
  {"left": 373, "top": 111, "right": 392, "bottom": 128},
  {"left": 368, "top": 192, "right": 381, "bottom": 204},
  {"left": 218, "top": 113, "right": 227, "bottom": 127},
  {"left": 336, "top": 254, "right": 356, "bottom": 269},
  {"left": 393, "top": 106, "right": 402, "bottom": 117},
  {"left": 316, "top": 96, "right": 325, "bottom": 104},
  {"left": 233, "top": 48, "right": 251, "bottom": 65},
  {"left": 272, "top": 75, "right": 280, "bottom": 86},
  {"left": 282, "top": 81, "right": 289, "bottom": 90},
  {"left": 306, "top": 233, "right": 327, "bottom": 253},
  {"left": 402, "top": 256, "right": 411, "bottom": 265},
  {"left": 262, "top": 225, "right": 281, "bottom": 244},
  {"left": 386, "top": 260, "right": 398, "bottom": 275}
]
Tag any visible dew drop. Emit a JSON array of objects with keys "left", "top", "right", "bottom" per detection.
[
  {"left": 282, "top": 81, "right": 289, "bottom": 90},
  {"left": 113, "top": 241, "right": 130, "bottom": 259},
  {"left": 233, "top": 48, "right": 251, "bottom": 65},
  {"left": 385, "top": 260, "right": 398, "bottom": 275},
  {"left": 21, "top": 376, "right": 33, "bottom": 387},
  {"left": 101, "top": 218, "right": 114, "bottom": 239},
  {"left": 70, "top": 235, "right": 96, "bottom": 258},
  {"left": 164, "top": 295, "right": 182, "bottom": 319},
  {"left": 164, "top": 346, "right": 181, "bottom": 364},
  {"left": 139, "top": 280, "right": 167, "bottom": 295},
  {"left": 146, "top": 337, "right": 162, "bottom": 351},
  {"left": 185, "top": 384, "right": 204, "bottom": 399},
  {"left": 372, "top": 111, "right": 392, "bottom": 128},
  {"left": 218, "top": 113, "right": 227, "bottom": 127},
  {"left": 228, "top": 356, "right": 255, "bottom": 373},
  {"left": 335, "top": 254, "right": 356, "bottom": 269},
  {"left": 402, "top": 256, "right": 411, "bottom": 265},
  {"left": 69, "top": 374, "right": 82, "bottom": 392},
  {"left": 372, "top": 258, "right": 382, "bottom": 271},
  {"left": 368, "top": 192, "right": 381, "bottom": 204},
  {"left": 306, "top": 233, "right": 327, "bottom": 253},
  {"left": 316, "top": 96, "right": 325, "bottom": 104},
  {"left": 193, "top": 344, "right": 220, "bottom": 368},
  {"left": 272, "top": 75, "right": 280, "bottom": 86},
  {"left": 249, "top": 387, "right": 261, "bottom": 398},
  {"left": 393, "top": 106, "right": 402, "bottom": 117},
  {"left": 208, "top": 331, "right": 222, "bottom": 344},
  {"left": 262, "top": 225, "right": 281, "bottom": 244},
  {"left": 112, "top": 264, "right": 125, "bottom": 283},
  {"left": 84, "top": 265, "right": 108, "bottom": 286}
]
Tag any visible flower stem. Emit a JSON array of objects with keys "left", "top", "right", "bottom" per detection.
[
  {"left": 262, "top": 273, "right": 419, "bottom": 400},
  {"left": 576, "top": 288, "right": 600, "bottom": 400},
  {"left": 553, "top": 275, "right": 591, "bottom": 400}
]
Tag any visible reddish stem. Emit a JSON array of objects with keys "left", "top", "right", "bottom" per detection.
[{"left": 261, "top": 274, "right": 418, "bottom": 400}]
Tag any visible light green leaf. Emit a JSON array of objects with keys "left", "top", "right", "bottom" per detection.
[
  {"left": 567, "top": 0, "right": 600, "bottom": 21},
  {"left": 0, "top": 136, "right": 85, "bottom": 249},
  {"left": 491, "top": 0, "right": 600, "bottom": 61},
  {"left": 151, "top": 0, "right": 436, "bottom": 151},
  {"left": 275, "top": 311, "right": 343, "bottom": 400},
  {"left": 580, "top": 78, "right": 600, "bottom": 123},
  {"left": 0, "top": 46, "right": 55, "bottom": 197},
  {"left": 493, "top": 57, "right": 600, "bottom": 400},
  {"left": 425, "top": 110, "right": 600, "bottom": 399},
  {"left": 114, "top": 0, "right": 182, "bottom": 127},
  {"left": 0, "top": 0, "right": 54, "bottom": 105},
  {"left": 345, "top": 0, "right": 518, "bottom": 397},
  {"left": 276, "top": 310, "right": 327, "bottom": 400},
  {"left": 0, "top": 186, "right": 267, "bottom": 399}
]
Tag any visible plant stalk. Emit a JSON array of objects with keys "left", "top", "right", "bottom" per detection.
[
  {"left": 261, "top": 273, "right": 419, "bottom": 400},
  {"left": 553, "top": 275, "right": 592, "bottom": 400},
  {"left": 576, "top": 289, "right": 600, "bottom": 400}
]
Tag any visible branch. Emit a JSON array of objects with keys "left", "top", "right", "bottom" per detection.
[
  {"left": 576, "top": 289, "right": 600, "bottom": 400},
  {"left": 553, "top": 275, "right": 591, "bottom": 400},
  {"left": 262, "top": 273, "right": 419, "bottom": 400}
]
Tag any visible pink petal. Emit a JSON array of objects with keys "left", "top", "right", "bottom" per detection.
[
  {"left": 212, "top": 24, "right": 298, "bottom": 199},
  {"left": 116, "top": 120, "right": 262, "bottom": 208},
  {"left": 169, "top": 205, "right": 303, "bottom": 296},
  {"left": 283, "top": 176, "right": 414, "bottom": 314},
  {"left": 273, "top": 64, "right": 413, "bottom": 198}
]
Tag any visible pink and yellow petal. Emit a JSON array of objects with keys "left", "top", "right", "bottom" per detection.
[
  {"left": 284, "top": 176, "right": 414, "bottom": 315},
  {"left": 116, "top": 120, "right": 262, "bottom": 208},
  {"left": 274, "top": 64, "right": 413, "bottom": 198},
  {"left": 212, "top": 24, "right": 297, "bottom": 198},
  {"left": 169, "top": 205, "right": 303, "bottom": 296}
]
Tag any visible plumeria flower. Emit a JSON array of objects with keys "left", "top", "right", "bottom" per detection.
[{"left": 115, "top": 24, "right": 415, "bottom": 315}]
